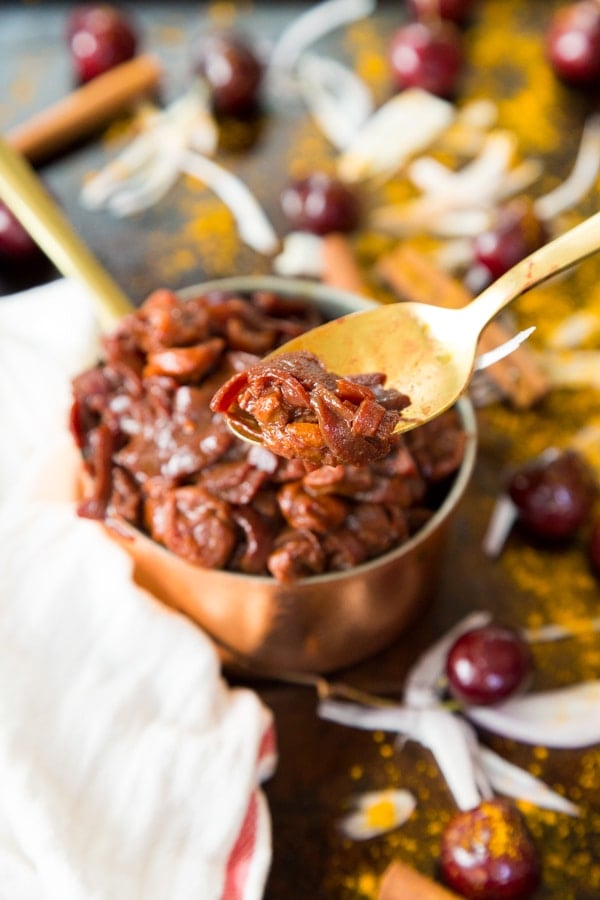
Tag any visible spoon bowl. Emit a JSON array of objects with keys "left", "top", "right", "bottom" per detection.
[{"left": 225, "top": 209, "right": 600, "bottom": 440}]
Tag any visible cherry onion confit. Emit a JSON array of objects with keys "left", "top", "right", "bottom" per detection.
[
  {"left": 440, "top": 799, "right": 541, "bottom": 900},
  {"left": 445, "top": 623, "right": 533, "bottom": 706},
  {"left": 546, "top": 0, "right": 600, "bottom": 89},
  {"left": 66, "top": 4, "right": 138, "bottom": 84}
]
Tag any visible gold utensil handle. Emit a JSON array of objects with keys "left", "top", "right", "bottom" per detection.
[
  {"left": 0, "top": 136, "right": 132, "bottom": 329},
  {"left": 465, "top": 208, "right": 600, "bottom": 334}
]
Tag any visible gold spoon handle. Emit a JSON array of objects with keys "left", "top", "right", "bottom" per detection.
[
  {"left": 0, "top": 136, "right": 132, "bottom": 329},
  {"left": 462, "top": 209, "right": 600, "bottom": 334}
]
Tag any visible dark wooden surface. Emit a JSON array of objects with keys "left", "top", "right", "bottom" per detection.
[{"left": 2, "top": 2, "right": 599, "bottom": 897}]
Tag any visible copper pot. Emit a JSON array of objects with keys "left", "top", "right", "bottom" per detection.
[{"left": 107, "top": 276, "right": 478, "bottom": 674}]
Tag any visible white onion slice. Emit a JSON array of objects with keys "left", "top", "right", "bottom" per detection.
[
  {"left": 296, "top": 53, "right": 373, "bottom": 150},
  {"left": 320, "top": 699, "right": 486, "bottom": 811},
  {"left": 272, "top": 231, "right": 325, "bottom": 278},
  {"left": 412, "top": 709, "right": 486, "bottom": 810},
  {"left": 466, "top": 681, "right": 600, "bottom": 748},
  {"left": 181, "top": 152, "right": 279, "bottom": 255},
  {"left": 547, "top": 310, "right": 600, "bottom": 349},
  {"left": 373, "top": 130, "right": 540, "bottom": 237},
  {"left": 269, "top": 0, "right": 376, "bottom": 75},
  {"left": 479, "top": 747, "right": 580, "bottom": 817},
  {"left": 535, "top": 114, "right": 600, "bottom": 221},
  {"left": 103, "top": 145, "right": 186, "bottom": 217},
  {"left": 81, "top": 84, "right": 218, "bottom": 216},
  {"left": 481, "top": 493, "right": 519, "bottom": 558},
  {"left": 337, "top": 89, "right": 455, "bottom": 183},
  {"left": 319, "top": 699, "right": 420, "bottom": 735},
  {"left": 433, "top": 237, "right": 475, "bottom": 273},
  {"left": 541, "top": 350, "right": 600, "bottom": 389},
  {"left": 408, "top": 130, "right": 518, "bottom": 197},
  {"left": 457, "top": 98, "right": 498, "bottom": 131},
  {"left": 524, "top": 617, "right": 600, "bottom": 643},
  {"left": 475, "top": 327, "right": 536, "bottom": 372}
]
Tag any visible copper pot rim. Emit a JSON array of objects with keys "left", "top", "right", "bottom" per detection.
[{"left": 113, "top": 274, "right": 477, "bottom": 588}]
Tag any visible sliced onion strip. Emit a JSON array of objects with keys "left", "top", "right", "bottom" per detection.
[
  {"left": 412, "top": 709, "right": 486, "bottom": 811},
  {"left": 541, "top": 350, "right": 600, "bottom": 390},
  {"left": 269, "top": 0, "right": 376, "bottom": 75},
  {"left": 296, "top": 53, "right": 373, "bottom": 150},
  {"left": 479, "top": 747, "right": 580, "bottom": 817},
  {"left": 272, "top": 231, "right": 325, "bottom": 278},
  {"left": 465, "top": 681, "right": 600, "bottom": 748},
  {"left": 181, "top": 152, "right": 279, "bottom": 255},
  {"left": 481, "top": 493, "right": 519, "bottom": 558},
  {"left": 80, "top": 84, "right": 218, "bottom": 216},
  {"left": 337, "top": 89, "right": 455, "bottom": 183},
  {"left": 535, "top": 114, "right": 600, "bottom": 221}
]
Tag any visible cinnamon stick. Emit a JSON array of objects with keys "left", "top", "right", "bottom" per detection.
[
  {"left": 322, "top": 232, "right": 368, "bottom": 296},
  {"left": 7, "top": 54, "right": 163, "bottom": 164},
  {"left": 376, "top": 244, "right": 549, "bottom": 408},
  {"left": 378, "top": 861, "right": 461, "bottom": 900}
]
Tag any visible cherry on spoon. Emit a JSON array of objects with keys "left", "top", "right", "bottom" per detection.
[{"left": 225, "top": 209, "right": 600, "bottom": 442}]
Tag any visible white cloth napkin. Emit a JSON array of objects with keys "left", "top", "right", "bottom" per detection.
[{"left": 0, "top": 280, "right": 276, "bottom": 900}]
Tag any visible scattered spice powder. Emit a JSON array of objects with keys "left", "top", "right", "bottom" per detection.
[
  {"left": 343, "top": 20, "right": 390, "bottom": 107},
  {"left": 465, "top": 6, "right": 566, "bottom": 155}
]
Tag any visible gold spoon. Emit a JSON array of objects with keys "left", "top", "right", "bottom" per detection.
[
  {"left": 226, "top": 209, "right": 600, "bottom": 440},
  {"left": 0, "top": 136, "right": 132, "bottom": 329},
  {"left": 1, "top": 135, "right": 599, "bottom": 439}
]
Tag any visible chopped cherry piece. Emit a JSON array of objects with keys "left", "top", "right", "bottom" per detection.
[
  {"left": 546, "top": 0, "right": 600, "bottom": 88},
  {"left": 408, "top": 0, "right": 476, "bottom": 26},
  {"left": 193, "top": 32, "right": 263, "bottom": 118},
  {"left": 471, "top": 198, "right": 548, "bottom": 283},
  {"left": 445, "top": 623, "right": 533, "bottom": 706},
  {"left": 589, "top": 517, "right": 600, "bottom": 575},
  {"left": 507, "top": 449, "right": 596, "bottom": 541},
  {"left": 0, "top": 200, "right": 44, "bottom": 266},
  {"left": 66, "top": 4, "right": 138, "bottom": 84},
  {"left": 388, "top": 20, "right": 464, "bottom": 98},
  {"left": 280, "top": 173, "right": 360, "bottom": 236},
  {"left": 440, "top": 799, "right": 541, "bottom": 900}
]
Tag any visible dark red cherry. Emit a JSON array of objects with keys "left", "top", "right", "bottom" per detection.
[
  {"left": 280, "top": 172, "right": 360, "bottom": 235},
  {"left": 546, "top": 1, "right": 600, "bottom": 88},
  {"left": 193, "top": 32, "right": 263, "bottom": 118},
  {"left": 388, "top": 20, "right": 464, "bottom": 98},
  {"left": 471, "top": 198, "right": 548, "bottom": 284},
  {"left": 0, "top": 200, "right": 45, "bottom": 267},
  {"left": 445, "top": 623, "right": 533, "bottom": 706},
  {"left": 408, "top": 0, "right": 476, "bottom": 26},
  {"left": 66, "top": 4, "right": 138, "bottom": 84},
  {"left": 589, "top": 517, "right": 600, "bottom": 575},
  {"left": 440, "top": 799, "right": 541, "bottom": 900},
  {"left": 508, "top": 449, "right": 596, "bottom": 541}
]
